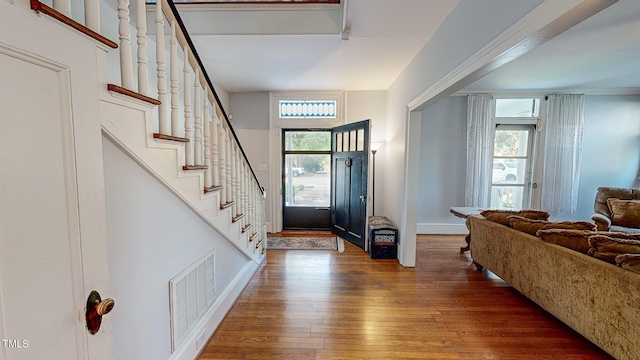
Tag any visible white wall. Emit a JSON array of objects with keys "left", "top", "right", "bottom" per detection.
[
  {"left": 230, "top": 92, "right": 271, "bottom": 223},
  {"left": 346, "top": 91, "right": 388, "bottom": 216},
  {"left": 550, "top": 94, "right": 640, "bottom": 221},
  {"left": 417, "top": 96, "right": 467, "bottom": 231},
  {"left": 384, "top": 0, "right": 545, "bottom": 265},
  {"left": 103, "top": 137, "right": 250, "bottom": 360}
]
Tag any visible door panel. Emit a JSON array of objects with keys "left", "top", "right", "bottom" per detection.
[
  {"left": 333, "top": 154, "right": 349, "bottom": 232},
  {"left": 348, "top": 158, "right": 364, "bottom": 240},
  {"left": 0, "top": 53, "right": 87, "bottom": 359},
  {"left": 331, "top": 120, "right": 369, "bottom": 249}
]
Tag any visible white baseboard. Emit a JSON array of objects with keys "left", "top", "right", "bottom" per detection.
[
  {"left": 170, "top": 259, "right": 261, "bottom": 360},
  {"left": 416, "top": 223, "right": 468, "bottom": 235}
]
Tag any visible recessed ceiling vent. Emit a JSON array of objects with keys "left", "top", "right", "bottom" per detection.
[{"left": 169, "top": 249, "right": 216, "bottom": 352}]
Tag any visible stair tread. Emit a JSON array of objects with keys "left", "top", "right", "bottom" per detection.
[
  {"left": 183, "top": 165, "right": 208, "bottom": 170},
  {"left": 220, "top": 201, "right": 236, "bottom": 210},
  {"left": 204, "top": 185, "right": 224, "bottom": 194},
  {"left": 153, "top": 133, "right": 189, "bottom": 142}
]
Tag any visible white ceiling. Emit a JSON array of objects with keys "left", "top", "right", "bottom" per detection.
[
  {"left": 181, "top": 0, "right": 640, "bottom": 94},
  {"left": 463, "top": 0, "right": 640, "bottom": 92},
  {"left": 186, "top": 0, "right": 459, "bottom": 92}
]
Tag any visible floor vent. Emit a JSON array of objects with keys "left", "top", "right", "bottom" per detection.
[{"left": 169, "top": 249, "right": 216, "bottom": 352}]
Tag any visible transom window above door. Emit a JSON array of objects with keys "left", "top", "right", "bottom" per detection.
[{"left": 279, "top": 100, "right": 338, "bottom": 119}]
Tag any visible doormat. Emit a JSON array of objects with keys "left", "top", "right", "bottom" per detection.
[{"left": 267, "top": 236, "right": 344, "bottom": 251}]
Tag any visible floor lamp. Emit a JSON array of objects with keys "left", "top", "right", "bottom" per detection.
[{"left": 370, "top": 142, "right": 382, "bottom": 216}]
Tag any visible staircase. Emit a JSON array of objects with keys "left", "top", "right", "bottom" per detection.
[{"left": 29, "top": 0, "right": 267, "bottom": 263}]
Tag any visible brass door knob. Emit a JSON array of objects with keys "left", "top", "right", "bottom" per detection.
[
  {"left": 96, "top": 298, "right": 115, "bottom": 316},
  {"left": 86, "top": 290, "right": 115, "bottom": 335}
]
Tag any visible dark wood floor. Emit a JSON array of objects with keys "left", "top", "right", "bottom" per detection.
[{"left": 198, "top": 235, "right": 613, "bottom": 359}]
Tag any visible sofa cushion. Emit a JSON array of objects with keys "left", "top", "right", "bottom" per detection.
[
  {"left": 606, "top": 198, "right": 640, "bottom": 228},
  {"left": 480, "top": 210, "right": 549, "bottom": 227},
  {"left": 615, "top": 253, "right": 640, "bottom": 274},
  {"left": 588, "top": 235, "right": 640, "bottom": 264},
  {"left": 537, "top": 230, "right": 640, "bottom": 254},
  {"left": 536, "top": 229, "right": 595, "bottom": 254},
  {"left": 507, "top": 216, "right": 596, "bottom": 236}
]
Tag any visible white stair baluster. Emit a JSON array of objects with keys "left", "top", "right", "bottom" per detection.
[
  {"left": 203, "top": 100, "right": 212, "bottom": 188},
  {"left": 247, "top": 176, "right": 252, "bottom": 231},
  {"left": 136, "top": 0, "right": 149, "bottom": 95},
  {"left": 52, "top": 0, "right": 71, "bottom": 17},
  {"left": 230, "top": 143, "right": 237, "bottom": 218},
  {"left": 218, "top": 128, "right": 227, "bottom": 205},
  {"left": 237, "top": 148, "right": 244, "bottom": 222},
  {"left": 118, "top": 0, "right": 133, "bottom": 89},
  {"left": 85, "top": 0, "right": 100, "bottom": 33},
  {"left": 155, "top": 0, "right": 168, "bottom": 134},
  {"left": 211, "top": 106, "right": 220, "bottom": 187},
  {"left": 241, "top": 163, "right": 247, "bottom": 227},
  {"left": 170, "top": 21, "right": 179, "bottom": 137},
  {"left": 245, "top": 166, "right": 250, "bottom": 229},
  {"left": 247, "top": 168, "right": 252, "bottom": 229},
  {"left": 225, "top": 132, "right": 233, "bottom": 206},
  {"left": 251, "top": 177, "right": 256, "bottom": 229},
  {"left": 255, "top": 187, "right": 260, "bottom": 236},
  {"left": 254, "top": 183, "right": 259, "bottom": 232},
  {"left": 238, "top": 150, "right": 244, "bottom": 222},
  {"left": 183, "top": 48, "right": 193, "bottom": 166},
  {"left": 194, "top": 69, "right": 203, "bottom": 166}
]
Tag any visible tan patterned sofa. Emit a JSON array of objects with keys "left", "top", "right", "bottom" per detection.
[{"left": 467, "top": 215, "right": 640, "bottom": 360}]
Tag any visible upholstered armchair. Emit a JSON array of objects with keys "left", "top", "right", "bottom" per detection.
[{"left": 591, "top": 186, "right": 640, "bottom": 233}]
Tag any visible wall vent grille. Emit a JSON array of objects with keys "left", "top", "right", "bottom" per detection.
[{"left": 169, "top": 249, "right": 216, "bottom": 352}]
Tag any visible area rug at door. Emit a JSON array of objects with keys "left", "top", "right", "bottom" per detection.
[{"left": 267, "top": 236, "right": 342, "bottom": 251}]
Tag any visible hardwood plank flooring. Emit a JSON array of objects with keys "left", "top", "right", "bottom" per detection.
[{"left": 198, "top": 235, "right": 613, "bottom": 359}]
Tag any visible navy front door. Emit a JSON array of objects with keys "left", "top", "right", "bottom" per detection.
[{"left": 331, "top": 120, "right": 369, "bottom": 249}]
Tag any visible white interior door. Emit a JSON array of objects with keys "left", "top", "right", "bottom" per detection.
[{"left": 0, "top": 49, "right": 108, "bottom": 359}]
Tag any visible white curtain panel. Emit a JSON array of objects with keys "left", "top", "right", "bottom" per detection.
[
  {"left": 541, "top": 94, "right": 585, "bottom": 213},
  {"left": 465, "top": 94, "right": 494, "bottom": 207}
]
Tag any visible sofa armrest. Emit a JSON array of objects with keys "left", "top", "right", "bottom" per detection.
[{"left": 591, "top": 213, "right": 611, "bottom": 231}]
